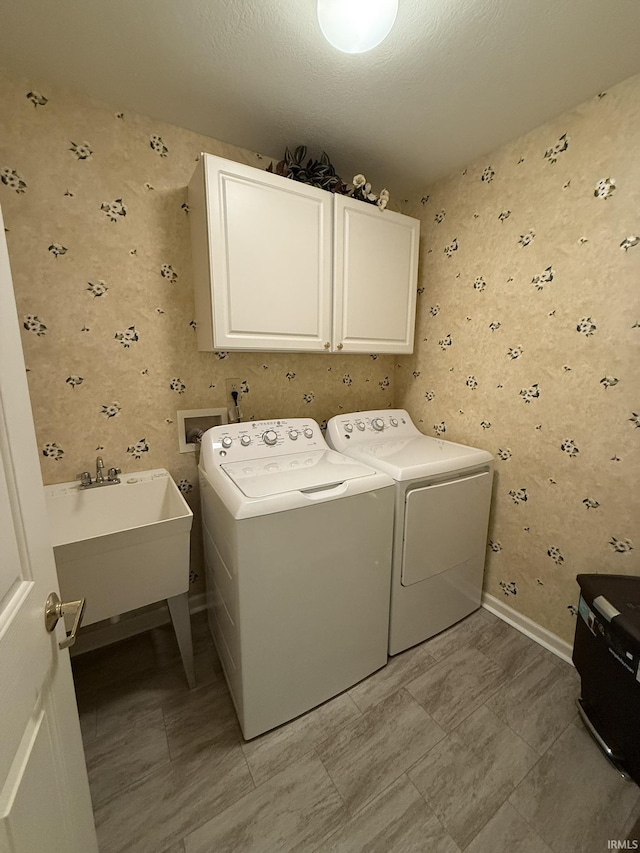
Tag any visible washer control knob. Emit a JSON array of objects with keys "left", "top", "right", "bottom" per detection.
[
  {"left": 371, "top": 418, "right": 384, "bottom": 431},
  {"left": 240, "top": 435, "right": 251, "bottom": 446},
  {"left": 288, "top": 429, "right": 298, "bottom": 440},
  {"left": 390, "top": 417, "right": 398, "bottom": 427},
  {"left": 356, "top": 421, "right": 365, "bottom": 431},
  {"left": 221, "top": 436, "right": 233, "bottom": 448},
  {"left": 303, "top": 427, "right": 314, "bottom": 439},
  {"left": 262, "top": 429, "right": 278, "bottom": 446},
  {"left": 345, "top": 423, "right": 353, "bottom": 433}
]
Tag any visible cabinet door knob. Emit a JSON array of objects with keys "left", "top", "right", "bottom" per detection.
[
  {"left": 323, "top": 341, "right": 330, "bottom": 349},
  {"left": 337, "top": 343, "right": 343, "bottom": 350}
]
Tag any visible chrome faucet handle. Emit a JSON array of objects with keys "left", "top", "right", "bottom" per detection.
[
  {"left": 107, "top": 467, "right": 121, "bottom": 481},
  {"left": 78, "top": 471, "right": 92, "bottom": 487}
]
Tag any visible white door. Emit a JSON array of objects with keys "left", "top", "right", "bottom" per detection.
[
  {"left": 0, "top": 204, "right": 98, "bottom": 853},
  {"left": 333, "top": 195, "right": 419, "bottom": 354}
]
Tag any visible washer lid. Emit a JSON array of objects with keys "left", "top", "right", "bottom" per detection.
[
  {"left": 345, "top": 435, "right": 494, "bottom": 481},
  {"left": 221, "top": 449, "right": 378, "bottom": 498}
]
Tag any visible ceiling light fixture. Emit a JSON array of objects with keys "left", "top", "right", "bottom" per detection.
[{"left": 317, "top": 0, "right": 398, "bottom": 54}]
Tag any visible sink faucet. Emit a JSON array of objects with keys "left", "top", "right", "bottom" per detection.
[{"left": 78, "top": 459, "right": 121, "bottom": 489}]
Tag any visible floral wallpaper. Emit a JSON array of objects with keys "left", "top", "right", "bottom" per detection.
[
  {"left": 398, "top": 73, "right": 640, "bottom": 643},
  {"left": 1, "top": 67, "right": 638, "bottom": 644},
  {"left": 0, "top": 73, "right": 396, "bottom": 595}
]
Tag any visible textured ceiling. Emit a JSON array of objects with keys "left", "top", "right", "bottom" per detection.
[{"left": 1, "top": 0, "right": 640, "bottom": 196}]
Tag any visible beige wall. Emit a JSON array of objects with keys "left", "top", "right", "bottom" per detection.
[
  {"left": 1, "top": 69, "right": 638, "bottom": 642},
  {"left": 0, "top": 73, "right": 396, "bottom": 593},
  {"left": 399, "top": 74, "right": 640, "bottom": 642}
]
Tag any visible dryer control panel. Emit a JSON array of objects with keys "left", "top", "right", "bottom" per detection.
[
  {"left": 201, "top": 418, "right": 327, "bottom": 463},
  {"left": 326, "top": 409, "right": 419, "bottom": 450}
]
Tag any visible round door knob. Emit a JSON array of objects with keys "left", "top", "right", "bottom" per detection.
[
  {"left": 240, "top": 435, "right": 251, "bottom": 446},
  {"left": 371, "top": 418, "right": 384, "bottom": 431},
  {"left": 288, "top": 430, "right": 298, "bottom": 440},
  {"left": 323, "top": 342, "right": 330, "bottom": 349},
  {"left": 221, "top": 436, "right": 233, "bottom": 448},
  {"left": 303, "top": 427, "right": 313, "bottom": 439},
  {"left": 337, "top": 343, "right": 343, "bottom": 350},
  {"left": 356, "top": 421, "right": 365, "bottom": 431},
  {"left": 262, "top": 429, "right": 278, "bottom": 446},
  {"left": 345, "top": 423, "right": 353, "bottom": 433},
  {"left": 390, "top": 417, "right": 398, "bottom": 427}
]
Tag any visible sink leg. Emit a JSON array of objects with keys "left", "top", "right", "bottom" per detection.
[{"left": 167, "top": 593, "right": 196, "bottom": 689}]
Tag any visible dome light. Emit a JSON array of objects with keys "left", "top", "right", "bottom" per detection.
[{"left": 317, "top": 0, "right": 399, "bottom": 54}]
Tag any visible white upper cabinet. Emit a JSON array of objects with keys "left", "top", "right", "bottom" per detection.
[
  {"left": 189, "top": 154, "right": 419, "bottom": 353},
  {"left": 333, "top": 195, "right": 419, "bottom": 354},
  {"left": 189, "top": 155, "right": 332, "bottom": 352}
]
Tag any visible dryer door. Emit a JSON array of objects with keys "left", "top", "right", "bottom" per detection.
[{"left": 402, "top": 470, "right": 492, "bottom": 586}]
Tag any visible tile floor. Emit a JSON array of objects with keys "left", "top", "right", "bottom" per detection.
[{"left": 71, "top": 608, "right": 640, "bottom": 853}]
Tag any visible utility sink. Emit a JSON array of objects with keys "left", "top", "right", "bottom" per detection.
[{"left": 45, "top": 468, "right": 196, "bottom": 687}]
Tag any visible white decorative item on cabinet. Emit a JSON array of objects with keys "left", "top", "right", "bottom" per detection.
[{"left": 188, "top": 153, "right": 420, "bottom": 353}]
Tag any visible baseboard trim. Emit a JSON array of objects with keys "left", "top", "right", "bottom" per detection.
[
  {"left": 482, "top": 592, "right": 574, "bottom": 665},
  {"left": 70, "top": 592, "right": 207, "bottom": 656},
  {"left": 72, "top": 589, "right": 573, "bottom": 665}
]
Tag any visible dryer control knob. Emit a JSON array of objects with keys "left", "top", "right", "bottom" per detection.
[
  {"left": 390, "top": 417, "right": 398, "bottom": 427},
  {"left": 344, "top": 423, "right": 353, "bottom": 433},
  {"left": 262, "top": 429, "right": 278, "bottom": 446},
  {"left": 371, "top": 418, "right": 384, "bottom": 431},
  {"left": 288, "top": 429, "right": 298, "bottom": 440},
  {"left": 221, "top": 436, "right": 233, "bottom": 448},
  {"left": 356, "top": 421, "right": 365, "bottom": 431},
  {"left": 240, "top": 435, "right": 251, "bottom": 446},
  {"left": 303, "top": 427, "right": 314, "bottom": 439}
]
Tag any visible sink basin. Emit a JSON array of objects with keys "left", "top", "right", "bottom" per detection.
[
  {"left": 47, "top": 469, "right": 191, "bottom": 561},
  {"left": 45, "top": 468, "right": 196, "bottom": 686}
]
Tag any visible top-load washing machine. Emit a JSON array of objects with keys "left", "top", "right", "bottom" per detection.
[
  {"left": 327, "top": 409, "right": 494, "bottom": 655},
  {"left": 199, "top": 417, "right": 394, "bottom": 739}
]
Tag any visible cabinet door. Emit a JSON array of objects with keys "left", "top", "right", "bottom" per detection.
[
  {"left": 200, "top": 155, "right": 332, "bottom": 351},
  {"left": 333, "top": 196, "right": 419, "bottom": 354}
]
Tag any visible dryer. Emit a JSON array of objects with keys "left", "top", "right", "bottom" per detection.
[
  {"left": 199, "top": 418, "right": 394, "bottom": 739},
  {"left": 326, "top": 409, "right": 494, "bottom": 655}
]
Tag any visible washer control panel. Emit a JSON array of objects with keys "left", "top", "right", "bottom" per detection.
[
  {"left": 326, "top": 409, "right": 416, "bottom": 450},
  {"left": 204, "top": 418, "right": 327, "bottom": 462}
]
